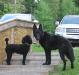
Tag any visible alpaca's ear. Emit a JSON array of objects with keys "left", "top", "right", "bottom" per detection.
[{"left": 39, "top": 24, "right": 43, "bottom": 31}]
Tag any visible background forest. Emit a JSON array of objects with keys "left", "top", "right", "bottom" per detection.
[{"left": 0, "top": 0, "right": 79, "bottom": 32}]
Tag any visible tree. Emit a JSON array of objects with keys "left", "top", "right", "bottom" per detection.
[
  {"left": 0, "top": 3, "right": 4, "bottom": 11},
  {"left": 73, "top": 0, "right": 79, "bottom": 7},
  {"left": 57, "top": 0, "right": 63, "bottom": 21},
  {"left": 34, "top": 0, "right": 54, "bottom": 32},
  {"left": 22, "top": 0, "right": 36, "bottom": 13},
  {"left": 0, "top": 0, "right": 13, "bottom": 16}
]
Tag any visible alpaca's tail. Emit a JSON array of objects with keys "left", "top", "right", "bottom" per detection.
[{"left": 5, "top": 38, "right": 9, "bottom": 45}]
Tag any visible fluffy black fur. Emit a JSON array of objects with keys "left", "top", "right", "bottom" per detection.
[
  {"left": 33, "top": 24, "right": 75, "bottom": 71},
  {"left": 5, "top": 35, "right": 32, "bottom": 65},
  {"left": 22, "top": 35, "right": 32, "bottom": 44}
]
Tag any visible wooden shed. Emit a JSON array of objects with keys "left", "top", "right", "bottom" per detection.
[{"left": 0, "top": 14, "right": 38, "bottom": 64}]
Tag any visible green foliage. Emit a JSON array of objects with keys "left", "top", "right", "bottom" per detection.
[
  {"left": 22, "top": 0, "right": 36, "bottom": 13},
  {"left": 44, "top": 0, "right": 60, "bottom": 31},
  {"left": 0, "top": 3, "right": 4, "bottom": 11},
  {"left": 0, "top": 10, "right": 4, "bottom": 17},
  {"left": 0, "top": 4, "right": 12, "bottom": 17},
  {"left": 35, "top": 0, "right": 54, "bottom": 32},
  {"left": 62, "top": 0, "right": 76, "bottom": 15},
  {"left": 73, "top": 0, "right": 79, "bottom": 7}
]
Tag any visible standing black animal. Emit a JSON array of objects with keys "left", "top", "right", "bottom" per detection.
[
  {"left": 33, "top": 24, "right": 75, "bottom": 71},
  {"left": 22, "top": 35, "right": 32, "bottom": 44},
  {"left": 5, "top": 35, "right": 32, "bottom": 65}
]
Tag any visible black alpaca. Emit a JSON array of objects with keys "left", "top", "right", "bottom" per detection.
[
  {"left": 33, "top": 24, "right": 75, "bottom": 71},
  {"left": 5, "top": 35, "right": 32, "bottom": 65}
]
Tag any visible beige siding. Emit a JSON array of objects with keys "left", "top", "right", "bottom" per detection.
[
  {"left": 0, "top": 29, "right": 12, "bottom": 63},
  {"left": 0, "top": 23, "right": 33, "bottom": 64},
  {"left": 14, "top": 27, "right": 32, "bottom": 44}
]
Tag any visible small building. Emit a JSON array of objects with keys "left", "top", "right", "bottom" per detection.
[{"left": 0, "top": 14, "right": 39, "bottom": 64}]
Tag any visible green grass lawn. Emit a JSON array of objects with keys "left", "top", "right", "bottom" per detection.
[
  {"left": 49, "top": 48, "right": 79, "bottom": 75},
  {"left": 32, "top": 43, "right": 44, "bottom": 52}
]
